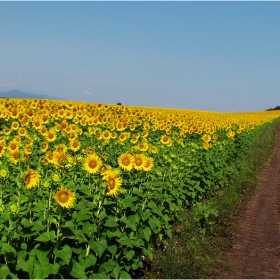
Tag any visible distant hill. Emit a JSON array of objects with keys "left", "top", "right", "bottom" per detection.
[
  {"left": 266, "top": 106, "right": 280, "bottom": 111},
  {"left": 0, "top": 90, "right": 64, "bottom": 100}
]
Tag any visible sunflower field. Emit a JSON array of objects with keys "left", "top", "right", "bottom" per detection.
[{"left": 0, "top": 98, "right": 280, "bottom": 279}]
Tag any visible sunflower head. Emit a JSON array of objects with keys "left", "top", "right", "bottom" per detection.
[
  {"left": 133, "top": 154, "right": 147, "bottom": 171},
  {"left": 118, "top": 153, "right": 134, "bottom": 171},
  {"left": 52, "top": 173, "right": 61, "bottom": 183},
  {"left": 54, "top": 186, "right": 76, "bottom": 209},
  {"left": 0, "top": 169, "right": 8, "bottom": 178},
  {"left": 104, "top": 170, "right": 122, "bottom": 196},
  {"left": 142, "top": 157, "right": 154, "bottom": 172},
  {"left": 83, "top": 154, "right": 102, "bottom": 174},
  {"left": 24, "top": 168, "right": 40, "bottom": 190}
]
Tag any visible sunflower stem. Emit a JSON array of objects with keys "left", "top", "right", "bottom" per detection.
[{"left": 46, "top": 189, "right": 52, "bottom": 232}]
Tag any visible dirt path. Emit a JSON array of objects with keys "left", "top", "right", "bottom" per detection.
[{"left": 219, "top": 127, "right": 280, "bottom": 279}]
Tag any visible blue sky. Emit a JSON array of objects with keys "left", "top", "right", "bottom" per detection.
[{"left": 1, "top": 1, "right": 280, "bottom": 112}]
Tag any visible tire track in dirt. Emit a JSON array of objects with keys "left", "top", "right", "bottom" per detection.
[{"left": 220, "top": 127, "right": 280, "bottom": 279}]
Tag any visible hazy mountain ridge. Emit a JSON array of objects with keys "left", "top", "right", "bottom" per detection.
[{"left": 0, "top": 90, "right": 65, "bottom": 100}]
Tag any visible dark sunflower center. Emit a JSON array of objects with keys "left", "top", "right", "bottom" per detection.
[
  {"left": 60, "top": 158, "right": 69, "bottom": 165},
  {"left": 122, "top": 158, "right": 129, "bottom": 166},
  {"left": 136, "top": 159, "right": 142, "bottom": 166},
  {"left": 109, "top": 179, "right": 115, "bottom": 189},
  {"left": 89, "top": 160, "right": 97, "bottom": 168},
  {"left": 59, "top": 193, "right": 68, "bottom": 203}
]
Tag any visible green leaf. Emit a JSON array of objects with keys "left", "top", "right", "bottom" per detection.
[
  {"left": 20, "top": 243, "right": 28, "bottom": 250},
  {"left": 53, "top": 245, "right": 72, "bottom": 265},
  {"left": 104, "top": 216, "right": 119, "bottom": 227},
  {"left": 121, "top": 195, "right": 137, "bottom": 209},
  {"left": 0, "top": 265, "right": 9, "bottom": 279},
  {"left": 32, "top": 260, "right": 52, "bottom": 279},
  {"left": 16, "top": 258, "right": 33, "bottom": 277},
  {"left": 76, "top": 211, "right": 91, "bottom": 222},
  {"left": 21, "top": 218, "right": 31, "bottom": 228},
  {"left": 110, "top": 262, "right": 120, "bottom": 279},
  {"left": 82, "top": 222, "right": 97, "bottom": 238},
  {"left": 89, "top": 237, "right": 108, "bottom": 258},
  {"left": 100, "top": 259, "right": 116, "bottom": 274},
  {"left": 106, "top": 228, "right": 122, "bottom": 238},
  {"left": 97, "top": 210, "right": 107, "bottom": 221},
  {"left": 35, "top": 230, "right": 56, "bottom": 242},
  {"left": 118, "top": 233, "right": 132, "bottom": 248},
  {"left": 32, "top": 201, "right": 47, "bottom": 212},
  {"left": 132, "top": 236, "right": 145, "bottom": 248},
  {"left": 125, "top": 215, "right": 137, "bottom": 231},
  {"left": 139, "top": 226, "right": 151, "bottom": 242},
  {"left": 148, "top": 216, "right": 161, "bottom": 233},
  {"left": 140, "top": 209, "right": 151, "bottom": 221},
  {"left": 61, "top": 227, "right": 76, "bottom": 239},
  {"left": 91, "top": 270, "right": 109, "bottom": 279},
  {"left": 143, "top": 244, "right": 153, "bottom": 260},
  {"left": 70, "top": 260, "right": 87, "bottom": 279},
  {"left": 81, "top": 253, "right": 97, "bottom": 269},
  {"left": 1, "top": 243, "right": 16, "bottom": 255},
  {"left": 119, "top": 270, "right": 132, "bottom": 279},
  {"left": 32, "top": 219, "right": 46, "bottom": 232},
  {"left": 49, "top": 263, "right": 60, "bottom": 275},
  {"left": 107, "top": 244, "right": 118, "bottom": 256},
  {"left": 124, "top": 249, "right": 135, "bottom": 261},
  {"left": 34, "top": 248, "right": 50, "bottom": 262}
]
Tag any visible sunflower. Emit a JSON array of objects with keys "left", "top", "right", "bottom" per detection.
[
  {"left": 142, "top": 157, "right": 154, "bottom": 172},
  {"left": 202, "top": 141, "right": 210, "bottom": 149},
  {"left": 130, "top": 133, "right": 140, "bottom": 144},
  {"left": 21, "top": 153, "right": 29, "bottom": 163},
  {"left": 0, "top": 142, "right": 6, "bottom": 157},
  {"left": 42, "top": 179, "right": 51, "bottom": 189},
  {"left": 134, "top": 154, "right": 147, "bottom": 171},
  {"left": 52, "top": 173, "right": 61, "bottom": 183},
  {"left": 202, "top": 134, "right": 211, "bottom": 143},
  {"left": 83, "top": 154, "right": 102, "bottom": 174},
  {"left": 45, "top": 130, "right": 57, "bottom": 142},
  {"left": 41, "top": 114, "right": 49, "bottom": 124},
  {"left": 24, "top": 168, "right": 40, "bottom": 190},
  {"left": 53, "top": 151, "right": 73, "bottom": 168},
  {"left": 18, "top": 127, "right": 27, "bottom": 137},
  {"left": 102, "top": 130, "right": 111, "bottom": 140},
  {"left": 160, "top": 135, "right": 171, "bottom": 145},
  {"left": 54, "top": 186, "right": 76, "bottom": 209},
  {"left": 0, "top": 169, "right": 8, "bottom": 178},
  {"left": 40, "top": 156, "right": 49, "bottom": 166},
  {"left": 10, "top": 151, "right": 20, "bottom": 165},
  {"left": 118, "top": 153, "right": 134, "bottom": 171},
  {"left": 40, "top": 141, "right": 49, "bottom": 153},
  {"left": 83, "top": 147, "right": 96, "bottom": 156},
  {"left": 99, "top": 164, "right": 112, "bottom": 176},
  {"left": 46, "top": 152, "right": 55, "bottom": 164},
  {"left": 69, "top": 139, "right": 81, "bottom": 152},
  {"left": 137, "top": 142, "right": 149, "bottom": 152},
  {"left": 10, "top": 108, "right": 19, "bottom": 119},
  {"left": 55, "top": 143, "right": 68, "bottom": 154},
  {"left": 24, "top": 145, "right": 32, "bottom": 155},
  {"left": 103, "top": 170, "right": 122, "bottom": 196},
  {"left": 11, "top": 121, "right": 19, "bottom": 130},
  {"left": 32, "top": 118, "right": 42, "bottom": 130},
  {"left": 40, "top": 125, "right": 48, "bottom": 136},
  {"left": 7, "top": 140, "right": 20, "bottom": 153}
]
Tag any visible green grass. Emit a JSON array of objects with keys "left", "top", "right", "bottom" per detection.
[{"left": 144, "top": 118, "right": 280, "bottom": 279}]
